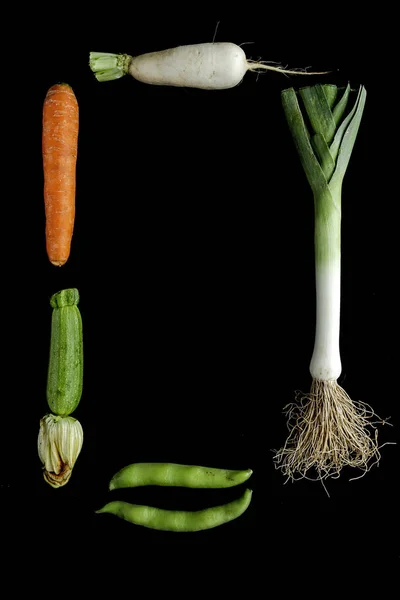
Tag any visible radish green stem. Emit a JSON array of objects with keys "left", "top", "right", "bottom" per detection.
[{"left": 89, "top": 52, "right": 132, "bottom": 82}]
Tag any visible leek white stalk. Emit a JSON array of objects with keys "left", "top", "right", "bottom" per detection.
[
  {"left": 310, "top": 261, "right": 341, "bottom": 380},
  {"left": 274, "top": 83, "right": 388, "bottom": 483}
]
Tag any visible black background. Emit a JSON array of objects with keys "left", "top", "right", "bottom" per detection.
[{"left": 2, "top": 10, "right": 399, "bottom": 578}]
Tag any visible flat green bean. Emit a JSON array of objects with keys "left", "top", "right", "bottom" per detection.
[
  {"left": 96, "top": 488, "right": 252, "bottom": 532},
  {"left": 109, "top": 462, "right": 253, "bottom": 491}
]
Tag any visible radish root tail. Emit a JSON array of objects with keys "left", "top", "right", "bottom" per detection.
[
  {"left": 246, "top": 59, "right": 330, "bottom": 77},
  {"left": 273, "top": 379, "right": 392, "bottom": 485}
]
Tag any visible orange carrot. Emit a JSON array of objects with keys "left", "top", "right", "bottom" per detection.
[{"left": 42, "top": 83, "right": 79, "bottom": 267}]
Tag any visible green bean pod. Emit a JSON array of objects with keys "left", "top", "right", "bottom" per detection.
[
  {"left": 46, "top": 288, "right": 83, "bottom": 416},
  {"left": 109, "top": 462, "right": 253, "bottom": 491},
  {"left": 96, "top": 488, "right": 252, "bottom": 532}
]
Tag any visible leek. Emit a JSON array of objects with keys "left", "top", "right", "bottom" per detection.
[{"left": 274, "top": 83, "right": 388, "bottom": 484}]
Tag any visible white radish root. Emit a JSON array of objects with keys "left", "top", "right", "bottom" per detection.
[{"left": 89, "top": 43, "right": 329, "bottom": 89}]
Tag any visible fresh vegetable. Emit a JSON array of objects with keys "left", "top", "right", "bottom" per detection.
[
  {"left": 89, "top": 43, "right": 327, "bottom": 89},
  {"left": 96, "top": 488, "right": 252, "bottom": 532},
  {"left": 38, "top": 414, "right": 83, "bottom": 488},
  {"left": 42, "top": 83, "right": 79, "bottom": 266},
  {"left": 109, "top": 462, "right": 253, "bottom": 490},
  {"left": 273, "top": 83, "right": 386, "bottom": 485},
  {"left": 38, "top": 288, "right": 84, "bottom": 488},
  {"left": 47, "top": 288, "right": 83, "bottom": 416}
]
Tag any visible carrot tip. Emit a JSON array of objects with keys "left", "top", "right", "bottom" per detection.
[{"left": 50, "top": 260, "right": 67, "bottom": 267}]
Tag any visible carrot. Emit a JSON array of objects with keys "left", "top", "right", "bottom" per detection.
[{"left": 42, "top": 83, "right": 79, "bottom": 267}]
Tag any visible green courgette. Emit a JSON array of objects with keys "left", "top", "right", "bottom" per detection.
[{"left": 47, "top": 288, "right": 83, "bottom": 416}]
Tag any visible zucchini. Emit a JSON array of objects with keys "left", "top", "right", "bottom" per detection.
[{"left": 46, "top": 288, "right": 83, "bottom": 416}]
